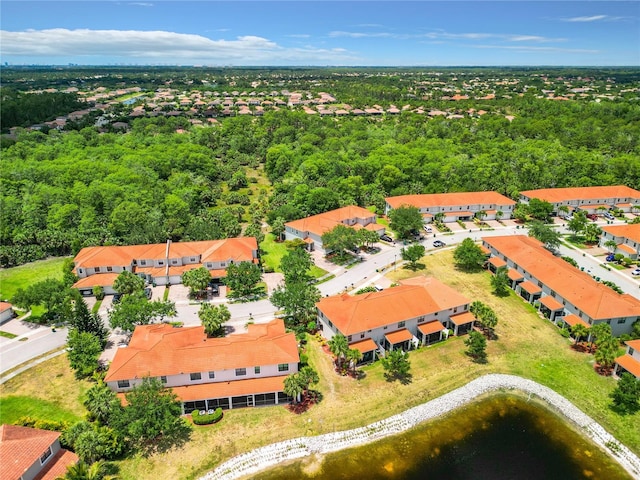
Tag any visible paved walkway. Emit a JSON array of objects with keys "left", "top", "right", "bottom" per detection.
[{"left": 201, "top": 374, "right": 640, "bottom": 480}]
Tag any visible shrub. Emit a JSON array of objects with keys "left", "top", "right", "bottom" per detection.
[
  {"left": 92, "top": 286, "right": 105, "bottom": 300},
  {"left": 191, "top": 408, "right": 223, "bottom": 425},
  {"left": 14, "top": 416, "right": 70, "bottom": 432},
  {"left": 299, "top": 352, "right": 309, "bottom": 366}
]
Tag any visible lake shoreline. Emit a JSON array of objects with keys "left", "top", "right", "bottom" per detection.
[{"left": 201, "top": 374, "right": 640, "bottom": 480}]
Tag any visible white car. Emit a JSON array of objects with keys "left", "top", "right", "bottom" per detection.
[{"left": 631, "top": 268, "right": 640, "bottom": 276}]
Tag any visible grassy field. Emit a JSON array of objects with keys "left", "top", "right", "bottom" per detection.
[
  {"left": 2, "top": 250, "right": 638, "bottom": 480},
  {"left": 0, "top": 256, "right": 69, "bottom": 300},
  {"left": 260, "top": 234, "right": 327, "bottom": 278}
]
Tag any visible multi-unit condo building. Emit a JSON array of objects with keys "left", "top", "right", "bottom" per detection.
[
  {"left": 519, "top": 185, "right": 640, "bottom": 216},
  {"left": 600, "top": 224, "right": 640, "bottom": 260},
  {"left": 0, "top": 302, "right": 14, "bottom": 325},
  {"left": 0, "top": 424, "right": 78, "bottom": 480},
  {"left": 384, "top": 191, "right": 516, "bottom": 223},
  {"left": 482, "top": 235, "right": 640, "bottom": 336},
  {"left": 104, "top": 319, "right": 299, "bottom": 413},
  {"left": 316, "top": 276, "right": 474, "bottom": 362},
  {"left": 72, "top": 237, "right": 258, "bottom": 295},
  {"left": 284, "top": 205, "right": 385, "bottom": 252},
  {"left": 614, "top": 339, "right": 640, "bottom": 379}
]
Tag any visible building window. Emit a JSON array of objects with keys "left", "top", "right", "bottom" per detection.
[
  {"left": 171, "top": 259, "right": 178, "bottom": 265},
  {"left": 140, "top": 260, "right": 146, "bottom": 266},
  {"left": 348, "top": 335, "right": 352, "bottom": 342},
  {"left": 617, "top": 319, "right": 626, "bottom": 324},
  {"left": 453, "top": 307, "right": 458, "bottom": 313},
  {"left": 360, "top": 333, "right": 365, "bottom": 338},
  {"left": 418, "top": 316, "right": 425, "bottom": 323},
  {"left": 160, "top": 376, "right": 167, "bottom": 384},
  {"left": 190, "top": 372, "right": 202, "bottom": 381},
  {"left": 190, "top": 257, "right": 196, "bottom": 262},
  {"left": 254, "top": 366, "right": 261, "bottom": 374},
  {"left": 383, "top": 325, "right": 388, "bottom": 330},
  {"left": 220, "top": 262, "right": 226, "bottom": 267},
  {"left": 107, "top": 266, "right": 113, "bottom": 272},
  {"left": 398, "top": 321, "right": 405, "bottom": 328},
  {"left": 235, "top": 368, "right": 247, "bottom": 376},
  {"left": 40, "top": 446, "right": 53, "bottom": 464},
  {"left": 117, "top": 379, "right": 130, "bottom": 388},
  {"left": 278, "top": 363, "right": 289, "bottom": 372},
  {"left": 158, "top": 260, "right": 164, "bottom": 266},
  {"left": 208, "top": 371, "right": 215, "bottom": 379}
]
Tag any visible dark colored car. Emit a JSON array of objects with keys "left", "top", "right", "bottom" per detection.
[
  {"left": 112, "top": 292, "right": 122, "bottom": 304},
  {"left": 380, "top": 234, "right": 393, "bottom": 242},
  {"left": 606, "top": 254, "right": 615, "bottom": 262},
  {"left": 433, "top": 240, "right": 445, "bottom": 247},
  {"left": 586, "top": 213, "right": 598, "bottom": 221},
  {"left": 144, "top": 287, "right": 152, "bottom": 299}
]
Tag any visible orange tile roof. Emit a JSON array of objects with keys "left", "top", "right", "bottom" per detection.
[
  {"left": 0, "top": 425, "right": 76, "bottom": 480},
  {"left": 480, "top": 245, "right": 490, "bottom": 255},
  {"left": 561, "top": 314, "right": 590, "bottom": 329},
  {"left": 171, "top": 375, "right": 288, "bottom": 401},
  {"left": 615, "top": 354, "right": 640, "bottom": 378},
  {"left": 539, "top": 295, "right": 564, "bottom": 311},
  {"left": 507, "top": 268, "right": 524, "bottom": 281},
  {"left": 285, "top": 206, "right": 376, "bottom": 237},
  {"left": 418, "top": 321, "right": 446, "bottom": 335},
  {"left": 488, "top": 257, "right": 507, "bottom": 268},
  {"left": 74, "top": 238, "right": 257, "bottom": 272},
  {"left": 450, "top": 311, "right": 475, "bottom": 326},
  {"left": 349, "top": 338, "right": 378, "bottom": 354},
  {"left": 520, "top": 281, "right": 542, "bottom": 295},
  {"left": 385, "top": 191, "right": 515, "bottom": 210},
  {"left": 483, "top": 236, "right": 640, "bottom": 320},
  {"left": 73, "top": 273, "right": 120, "bottom": 288},
  {"left": 0, "top": 302, "right": 12, "bottom": 313},
  {"left": 385, "top": 329, "right": 413, "bottom": 344},
  {"left": 34, "top": 449, "right": 79, "bottom": 480},
  {"left": 618, "top": 244, "right": 637, "bottom": 255},
  {"left": 316, "top": 277, "right": 469, "bottom": 336},
  {"left": 578, "top": 204, "right": 610, "bottom": 210},
  {"left": 601, "top": 224, "right": 640, "bottom": 244},
  {"left": 104, "top": 319, "right": 298, "bottom": 382},
  {"left": 520, "top": 185, "right": 640, "bottom": 204},
  {"left": 625, "top": 339, "right": 640, "bottom": 350}
]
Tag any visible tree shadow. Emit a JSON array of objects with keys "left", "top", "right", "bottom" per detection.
[
  {"left": 287, "top": 390, "right": 324, "bottom": 414},
  {"left": 140, "top": 420, "right": 192, "bottom": 456},
  {"left": 403, "top": 262, "right": 425, "bottom": 272},
  {"left": 384, "top": 372, "right": 413, "bottom": 385}
]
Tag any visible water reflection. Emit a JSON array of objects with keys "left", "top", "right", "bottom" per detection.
[{"left": 257, "top": 394, "right": 631, "bottom": 480}]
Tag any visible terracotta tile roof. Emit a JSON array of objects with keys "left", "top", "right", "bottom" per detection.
[
  {"left": 539, "top": 296, "right": 564, "bottom": 311},
  {"left": 317, "top": 276, "right": 469, "bottom": 336},
  {"left": 74, "top": 238, "right": 257, "bottom": 272},
  {"left": 480, "top": 245, "right": 490, "bottom": 255},
  {"left": 285, "top": 206, "right": 377, "bottom": 238},
  {"left": 561, "top": 314, "right": 590, "bottom": 328},
  {"left": 507, "top": 268, "right": 524, "bottom": 281},
  {"left": 386, "top": 191, "right": 515, "bottom": 210},
  {"left": 577, "top": 204, "right": 611, "bottom": 210},
  {"left": 73, "top": 273, "right": 120, "bottom": 288},
  {"left": 171, "top": 375, "right": 288, "bottom": 401},
  {"left": 488, "top": 257, "right": 507, "bottom": 268},
  {"left": 625, "top": 339, "right": 640, "bottom": 350},
  {"left": 0, "top": 302, "right": 12, "bottom": 313},
  {"left": 0, "top": 425, "right": 74, "bottom": 480},
  {"left": 418, "top": 320, "right": 446, "bottom": 335},
  {"left": 483, "top": 235, "right": 640, "bottom": 320},
  {"left": 615, "top": 354, "right": 640, "bottom": 378},
  {"left": 104, "top": 319, "right": 298, "bottom": 382},
  {"left": 601, "top": 224, "right": 640, "bottom": 243},
  {"left": 617, "top": 243, "right": 637, "bottom": 255},
  {"left": 520, "top": 281, "right": 542, "bottom": 295},
  {"left": 34, "top": 449, "right": 79, "bottom": 480},
  {"left": 520, "top": 185, "right": 640, "bottom": 204},
  {"left": 385, "top": 329, "right": 413, "bottom": 344},
  {"left": 349, "top": 338, "right": 378, "bottom": 354},
  {"left": 450, "top": 311, "right": 475, "bottom": 326}
]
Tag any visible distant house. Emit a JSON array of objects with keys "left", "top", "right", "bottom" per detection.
[
  {"left": 614, "top": 339, "right": 640, "bottom": 379},
  {"left": 385, "top": 191, "right": 516, "bottom": 223},
  {"left": 0, "top": 302, "right": 14, "bottom": 325},
  {"left": 316, "top": 276, "right": 473, "bottom": 362},
  {"left": 72, "top": 237, "right": 258, "bottom": 295},
  {"left": 0, "top": 424, "right": 78, "bottom": 480},
  {"left": 104, "top": 319, "right": 299, "bottom": 412},
  {"left": 519, "top": 185, "right": 640, "bottom": 216},
  {"left": 284, "top": 206, "right": 385, "bottom": 252},
  {"left": 600, "top": 224, "right": 640, "bottom": 260},
  {"left": 482, "top": 235, "right": 640, "bottom": 336}
]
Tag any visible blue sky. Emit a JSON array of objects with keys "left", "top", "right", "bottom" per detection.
[{"left": 1, "top": 1, "right": 638, "bottom": 66}]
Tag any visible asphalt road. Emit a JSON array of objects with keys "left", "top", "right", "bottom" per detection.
[{"left": 2, "top": 219, "right": 638, "bottom": 377}]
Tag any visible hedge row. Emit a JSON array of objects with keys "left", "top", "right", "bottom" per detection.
[{"left": 191, "top": 408, "right": 223, "bottom": 425}]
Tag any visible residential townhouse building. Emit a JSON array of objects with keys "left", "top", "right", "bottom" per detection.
[
  {"left": 614, "top": 339, "right": 640, "bottom": 379},
  {"left": 482, "top": 235, "right": 640, "bottom": 336},
  {"left": 284, "top": 206, "right": 385, "bottom": 252},
  {"left": 316, "top": 276, "right": 473, "bottom": 362},
  {"left": 384, "top": 191, "right": 516, "bottom": 223},
  {"left": 0, "top": 302, "right": 14, "bottom": 325},
  {"left": 519, "top": 185, "right": 640, "bottom": 217},
  {"left": 104, "top": 319, "right": 299, "bottom": 413},
  {"left": 600, "top": 224, "right": 640, "bottom": 260},
  {"left": 0, "top": 424, "right": 78, "bottom": 480},
  {"left": 72, "top": 237, "right": 258, "bottom": 295}
]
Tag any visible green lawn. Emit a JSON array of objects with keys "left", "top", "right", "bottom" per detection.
[
  {"left": 0, "top": 257, "right": 69, "bottom": 300},
  {"left": 0, "top": 331, "right": 17, "bottom": 339},
  {"left": 0, "top": 395, "right": 83, "bottom": 425},
  {"left": 260, "top": 234, "right": 327, "bottom": 278}
]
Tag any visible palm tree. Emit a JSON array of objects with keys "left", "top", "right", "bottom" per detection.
[
  {"left": 558, "top": 205, "right": 570, "bottom": 217},
  {"left": 283, "top": 373, "right": 303, "bottom": 403},
  {"left": 475, "top": 210, "right": 487, "bottom": 223},
  {"left": 328, "top": 333, "right": 349, "bottom": 371},
  {"left": 589, "top": 322, "right": 612, "bottom": 352},
  {"left": 298, "top": 366, "right": 319, "bottom": 400},
  {"left": 346, "top": 348, "right": 363, "bottom": 376},
  {"left": 594, "top": 335, "right": 620, "bottom": 374},
  {"left": 56, "top": 461, "right": 116, "bottom": 480},
  {"left": 604, "top": 239, "right": 618, "bottom": 254},
  {"left": 495, "top": 210, "right": 504, "bottom": 222},
  {"left": 570, "top": 324, "right": 588, "bottom": 345}
]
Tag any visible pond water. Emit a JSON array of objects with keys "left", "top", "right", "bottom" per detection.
[{"left": 257, "top": 394, "right": 632, "bottom": 480}]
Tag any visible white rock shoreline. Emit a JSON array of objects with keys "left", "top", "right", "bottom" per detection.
[{"left": 201, "top": 373, "right": 640, "bottom": 480}]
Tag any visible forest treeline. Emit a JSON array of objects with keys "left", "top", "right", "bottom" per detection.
[
  {"left": 0, "top": 89, "right": 85, "bottom": 131},
  {"left": 1, "top": 96, "right": 639, "bottom": 267}
]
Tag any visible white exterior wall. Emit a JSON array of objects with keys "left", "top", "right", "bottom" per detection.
[
  {"left": 76, "top": 264, "right": 130, "bottom": 279},
  {"left": 0, "top": 308, "right": 14, "bottom": 324},
  {"left": 22, "top": 439, "right": 61, "bottom": 480}
]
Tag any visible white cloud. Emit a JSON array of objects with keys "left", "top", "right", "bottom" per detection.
[
  {"left": 330, "top": 30, "right": 564, "bottom": 43},
  {"left": 286, "top": 34, "right": 311, "bottom": 38},
  {"left": 563, "top": 15, "right": 608, "bottom": 22},
  {"left": 0, "top": 28, "right": 359, "bottom": 64},
  {"left": 472, "top": 44, "right": 599, "bottom": 54},
  {"left": 129, "top": 2, "right": 154, "bottom": 6}
]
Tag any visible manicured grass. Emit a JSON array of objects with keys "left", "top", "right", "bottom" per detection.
[
  {"left": 0, "top": 331, "right": 17, "bottom": 339},
  {"left": 0, "top": 257, "right": 69, "bottom": 300},
  {"left": 0, "top": 354, "right": 90, "bottom": 425},
  {"left": 376, "top": 217, "right": 389, "bottom": 227},
  {"left": 260, "top": 234, "right": 327, "bottom": 278}
]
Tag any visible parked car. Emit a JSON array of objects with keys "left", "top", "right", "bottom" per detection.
[
  {"left": 586, "top": 213, "right": 598, "bottom": 221},
  {"left": 112, "top": 292, "right": 122, "bottom": 304},
  {"left": 144, "top": 287, "right": 152, "bottom": 300},
  {"left": 433, "top": 240, "right": 446, "bottom": 248},
  {"left": 604, "top": 212, "right": 615, "bottom": 220},
  {"left": 380, "top": 234, "right": 393, "bottom": 242},
  {"left": 631, "top": 268, "right": 640, "bottom": 276},
  {"left": 606, "top": 254, "right": 615, "bottom": 262},
  {"left": 423, "top": 224, "right": 433, "bottom": 232},
  {"left": 208, "top": 281, "right": 220, "bottom": 296}
]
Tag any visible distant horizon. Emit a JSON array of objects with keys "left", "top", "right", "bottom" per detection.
[
  {"left": 1, "top": 1, "right": 638, "bottom": 67},
  {"left": 3, "top": 64, "right": 639, "bottom": 69}
]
